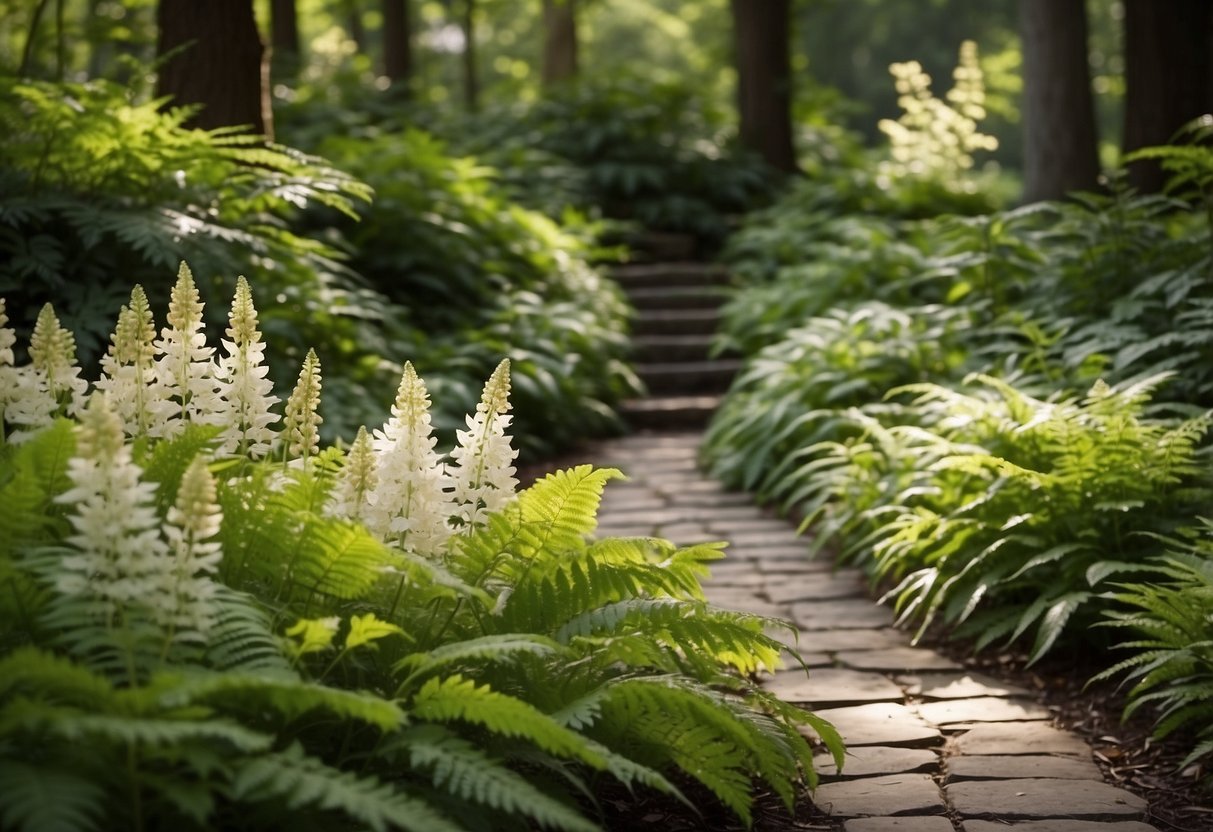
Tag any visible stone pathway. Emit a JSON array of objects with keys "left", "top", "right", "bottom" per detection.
[{"left": 582, "top": 430, "right": 1159, "bottom": 832}]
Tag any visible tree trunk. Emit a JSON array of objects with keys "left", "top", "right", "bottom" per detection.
[
  {"left": 156, "top": 0, "right": 272, "bottom": 138},
  {"left": 1018, "top": 0, "right": 1100, "bottom": 202},
  {"left": 1123, "top": 0, "right": 1213, "bottom": 193},
  {"left": 382, "top": 0, "right": 413, "bottom": 86},
  {"left": 730, "top": 0, "right": 797, "bottom": 174},
  {"left": 542, "top": 0, "right": 577, "bottom": 86},
  {"left": 462, "top": 0, "right": 478, "bottom": 111},
  {"left": 271, "top": 0, "right": 301, "bottom": 71}
]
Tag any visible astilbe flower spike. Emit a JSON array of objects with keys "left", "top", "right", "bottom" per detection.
[
  {"left": 331, "top": 425, "right": 378, "bottom": 523},
  {"left": 367, "top": 362, "right": 452, "bottom": 556},
  {"left": 215, "top": 276, "right": 280, "bottom": 457},
  {"left": 283, "top": 348, "right": 323, "bottom": 468},
  {"left": 2, "top": 301, "right": 62, "bottom": 443},
  {"left": 156, "top": 455, "right": 222, "bottom": 641},
  {"left": 95, "top": 285, "right": 168, "bottom": 438},
  {"left": 54, "top": 392, "right": 170, "bottom": 618},
  {"left": 448, "top": 358, "right": 519, "bottom": 530},
  {"left": 29, "top": 302, "right": 88, "bottom": 415},
  {"left": 153, "top": 262, "right": 221, "bottom": 438}
]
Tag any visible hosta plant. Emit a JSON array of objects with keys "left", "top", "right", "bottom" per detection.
[{"left": 0, "top": 264, "right": 841, "bottom": 832}]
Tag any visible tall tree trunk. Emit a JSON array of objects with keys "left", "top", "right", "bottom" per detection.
[
  {"left": 462, "top": 0, "right": 478, "bottom": 111},
  {"left": 1123, "top": 0, "right": 1213, "bottom": 193},
  {"left": 730, "top": 0, "right": 797, "bottom": 174},
  {"left": 156, "top": 0, "right": 272, "bottom": 138},
  {"left": 541, "top": 0, "right": 577, "bottom": 86},
  {"left": 382, "top": 0, "right": 413, "bottom": 87},
  {"left": 1019, "top": 0, "right": 1100, "bottom": 202},
  {"left": 271, "top": 0, "right": 301, "bottom": 72}
]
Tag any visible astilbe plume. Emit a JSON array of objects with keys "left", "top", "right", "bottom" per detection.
[
  {"left": 153, "top": 262, "right": 222, "bottom": 438},
  {"left": 53, "top": 393, "right": 170, "bottom": 617},
  {"left": 367, "top": 362, "right": 452, "bottom": 556},
  {"left": 1, "top": 302, "right": 60, "bottom": 443},
  {"left": 331, "top": 425, "right": 377, "bottom": 523},
  {"left": 95, "top": 285, "right": 169, "bottom": 438},
  {"left": 283, "top": 348, "right": 323, "bottom": 467},
  {"left": 29, "top": 302, "right": 88, "bottom": 415},
  {"left": 448, "top": 358, "right": 519, "bottom": 530},
  {"left": 214, "top": 276, "right": 280, "bottom": 457},
  {"left": 156, "top": 455, "right": 222, "bottom": 641}
]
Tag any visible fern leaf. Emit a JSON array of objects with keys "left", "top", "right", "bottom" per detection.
[
  {"left": 516, "top": 465, "right": 624, "bottom": 554},
  {"left": 390, "top": 725, "right": 600, "bottom": 832},
  {"left": 410, "top": 674, "right": 605, "bottom": 768},
  {"left": 0, "top": 760, "right": 104, "bottom": 832},
  {"left": 394, "top": 634, "right": 563, "bottom": 690},
  {"left": 231, "top": 743, "right": 462, "bottom": 832}
]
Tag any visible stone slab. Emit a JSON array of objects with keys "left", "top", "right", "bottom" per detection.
[
  {"left": 846, "top": 818, "right": 955, "bottom": 832},
  {"left": 802, "top": 628, "right": 914, "bottom": 652},
  {"left": 809, "top": 703, "right": 942, "bottom": 748},
  {"left": 709, "top": 597, "right": 789, "bottom": 618},
  {"left": 793, "top": 600, "right": 896, "bottom": 630},
  {"left": 726, "top": 530, "right": 811, "bottom": 548},
  {"left": 814, "top": 774, "right": 946, "bottom": 817},
  {"left": 949, "top": 722, "right": 1089, "bottom": 757},
  {"left": 761, "top": 668, "right": 905, "bottom": 706},
  {"left": 946, "top": 754, "right": 1103, "bottom": 782},
  {"left": 814, "top": 746, "right": 938, "bottom": 779},
  {"left": 918, "top": 697, "right": 1050, "bottom": 726},
  {"left": 963, "top": 822, "right": 1159, "bottom": 832},
  {"left": 898, "top": 671, "right": 1031, "bottom": 700},
  {"left": 837, "top": 647, "right": 963, "bottom": 673},
  {"left": 948, "top": 778, "right": 1146, "bottom": 819},
  {"left": 755, "top": 554, "right": 833, "bottom": 572},
  {"left": 766, "top": 572, "right": 869, "bottom": 603}
]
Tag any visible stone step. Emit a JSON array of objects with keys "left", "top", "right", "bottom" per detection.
[
  {"left": 632, "top": 308, "right": 721, "bottom": 337},
  {"left": 621, "top": 395, "right": 723, "bottom": 431},
  {"left": 612, "top": 262, "right": 731, "bottom": 289},
  {"left": 632, "top": 333, "right": 719, "bottom": 363},
  {"left": 636, "top": 359, "right": 742, "bottom": 395},
  {"left": 625, "top": 285, "right": 728, "bottom": 310}
]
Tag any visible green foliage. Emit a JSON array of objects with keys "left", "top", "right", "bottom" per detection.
[
  {"left": 1095, "top": 524, "right": 1213, "bottom": 777},
  {"left": 0, "top": 299, "right": 837, "bottom": 830}
]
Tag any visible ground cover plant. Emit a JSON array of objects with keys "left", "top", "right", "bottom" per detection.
[
  {"left": 0, "top": 265, "right": 841, "bottom": 831},
  {"left": 703, "top": 131, "right": 1213, "bottom": 780}
]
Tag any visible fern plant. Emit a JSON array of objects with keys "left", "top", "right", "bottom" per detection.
[
  {"left": 0, "top": 266, "right": 840, "bottom": 831},
  {"left": 1095, "top": 522, "right": 1213, "bottom": 782}
]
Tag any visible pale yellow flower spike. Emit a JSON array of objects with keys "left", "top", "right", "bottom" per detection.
[
  {"left": 480, "top": 358, "right": 512, "bottom": 416},
  {"left": 284, "top": 348, "right": 323, "bottom": 466}
]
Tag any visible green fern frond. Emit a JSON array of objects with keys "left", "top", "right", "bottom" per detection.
[
  {"left": 0, "top": 760, "right": 104, "bottom": 832},
  {"left": 387, "top": 724, "right": 600, "bottom": 832},
  {"left": 231, "top": 743, "right": 462, "bottom": 832},
  {"left": 394, "top": 634, "right": 564, "bottom": 692},
  {"left": 410, "top": 674, "right": 606, "bottom": 768},
  {"left": 0, "top": 647, "right": 115, "bottom": 708},
  {"left": 516, "top": 465, "right": 624, "bottom": 555},
  {"left": 0, "top": 419, "right": 74, "bottom": 557},
  {"left": 139, "top": 424, "right": 222, "bottom": 514}
]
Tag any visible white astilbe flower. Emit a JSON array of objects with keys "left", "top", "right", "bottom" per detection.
[
  {"left": 368, "top": 362, "right": 452, "bottom": 556},
  {"left": 29, "top": 303, "right": 88, "bottom": 416},
  {"left": 2, "top": 301, "right": 57, "bottom": 443},
  {"left": 448, "top": 359, "right": 519, "bottom": 531},
  {"left": 214, "top": 277, "right": 280, "bottom": 457},
  {"left": 155, "top": 455, "right": 222, "bottom": 640},
  {"left": 54, "top": 393, "right": 170, "bottom": 617},
  {"left": 283, "top": 348, "right": 322, "bottom": 467},
  {"left": 331, "top": 425, "right": 378, "bottom": 523},
  {"left": 153, "top": 262, "right": 221, "bottom": 438},
  {"left": 95, "top": 285, "right": 169, "bottom": 438}
]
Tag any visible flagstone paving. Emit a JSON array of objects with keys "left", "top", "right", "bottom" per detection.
[{"left": 578, "top": 430, "right": 1161, "bottom": 831}]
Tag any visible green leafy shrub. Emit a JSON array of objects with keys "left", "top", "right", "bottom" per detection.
[
  {"left": 0, "top": 268, "right": 840, "bottom": 831},
  {"left": 310, "top": 128, "right": 639, "bottom": 457},
  {"left": 1096, "top": 523, "right": 1213, "bottom": 779}
]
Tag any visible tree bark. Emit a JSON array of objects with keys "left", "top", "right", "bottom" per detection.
[
  {"left": 156, "top": 0, "right": 272, "bottom": 138},
  {"left": 730, "top": 0, "right": 797, "bottom": 174},
  {"left": 542, "top": 0, "right": 578, "bottom": 87},
  {"left": 271, "top": 0, "right": 301, "bottom": 70},
  {"left": 1018, "top": 0, "right": 1100, "bottom": 202},
  {"left": 382, "top": 0, "right": 413, "bottom": 86},
  {"left": 343, "top": 0, "right": 366, "bottom": 52},
  {"left": 1122, "top": 0, "right": 1213, "bottom": 193},
  {"left": 462, "top": 0, "right": 478, "bottom": 111}
]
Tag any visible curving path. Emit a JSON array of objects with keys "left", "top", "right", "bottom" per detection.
[{"left": 563, "top": 260, "right": 1164, "bottom": 830}]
